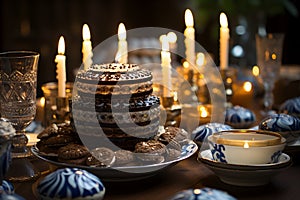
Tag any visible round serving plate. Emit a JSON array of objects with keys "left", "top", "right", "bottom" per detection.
[
  {"left": 31, "top": 140, "right": 198, "bottom": 182},
  {"left": 198, "top": 150, "right": 292, "bottom": 186}
]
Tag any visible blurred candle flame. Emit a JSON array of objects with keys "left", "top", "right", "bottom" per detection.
[
  {"left": 196, "top": 53, "right": 205, "bottom": 67},
  {"left": 82, "top": 24, "right": 91, "bottom": 40},
  {"left": 185, "top": 9, "right": 194, "bottom": 27},
  {"left": 118, "top": 23, "right": 126, "bottom": 40},
  {"left": 183, "top": 61, "right": 189, "bottom": 69},
  {"left": 167, "top": 32, "right": 177, "bottom": 43},
  {"left": 220, "top": 12, "right": 228, "bottom": 28},
  {"left": 252, "top": 65, "right": 260, "bottom": 76},
  {"left": 243, "top": 81, "right": 252, "bottom": 92},
  {"left": 199, "top": 106, "right": 209, "bottom": 118}
]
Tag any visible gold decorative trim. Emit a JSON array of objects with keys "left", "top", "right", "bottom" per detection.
[{"left": 211, "top": 130, "right": 283, "bottom": 147}]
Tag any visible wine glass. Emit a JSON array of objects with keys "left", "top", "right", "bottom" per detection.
[
  {"left": 0, "top": 51, "right": 40, "bottom": 181},
  {"left": 256, "top": 33, "right": 284, "bottom": 116}
]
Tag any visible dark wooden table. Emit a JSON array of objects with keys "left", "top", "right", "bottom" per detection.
[
  {"left": 12, "top": 93, "right": 300, "bottom": 199},
  {"left": 12, "top": 148, "right": 300, "bottom": 200}
]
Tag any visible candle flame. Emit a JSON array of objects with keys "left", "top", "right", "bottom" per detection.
[
  {"left": 199, "top": 106, "right": 208, "bottom": 118},
  {"left": 243, "top": 81, "right": 252, "bottom": 92},
  {"left": 196, "top": 53, "right": 205, "bottom": 67},
  {"left": 167, "top": 32, "right": 177, "bottom": 43},
  {"left": 118, "top": 23, "right": 126, "bottom": 40},
  {"left": 82, "top": 24, "right": 91, "bottom": 41},
  {"left": 185, "top": 9, "right": 194, "bottom": 27},
  {"left": 220, "top": 12, "right": 228, "bottom": 28},
  {"left": 58, "top": 36, "right": 65, "bottom": 54},
  {"left": 183, "top": 61, "right": 189, "bottom": 69},
  {"left": 244, "top": 142, "right": 249, "bottom": 148},
  {"left": 40, "top": 97, "right": 45, "bottom": 107},
  {"left": 161, "top": 35, "right": 169, "bottom": 52},
  {"left": 252, "top": 65, "right": 259, "bottom": 76},
  {"left": 193, "top": 189, "right": 201, "bottom": 195}
]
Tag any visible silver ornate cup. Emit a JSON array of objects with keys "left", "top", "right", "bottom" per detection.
[{"left": 0, "top": 51, "right": 40, "bottom": 181}]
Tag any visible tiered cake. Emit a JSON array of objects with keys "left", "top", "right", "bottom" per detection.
[{"left": 73, "top": 63, "right": 161, "bottom": 150}]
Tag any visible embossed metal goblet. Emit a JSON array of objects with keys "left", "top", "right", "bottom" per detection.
[{"left": 0, "top": 51, "right": 39, "bottom": 181}]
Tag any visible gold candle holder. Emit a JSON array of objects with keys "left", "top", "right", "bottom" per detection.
[
  {"left": 220, "top": 67, "right": 237, "bottom": 107},
  {"left": 41, "top": 82, "right": 73, "bottom": 127}
]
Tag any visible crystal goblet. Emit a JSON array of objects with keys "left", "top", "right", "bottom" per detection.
[
  {"left": 256, "top": 33, "right": 284, "bottom": 116},
  {"left": 0, "top": 51, "right": 40, "bottom": 181}
]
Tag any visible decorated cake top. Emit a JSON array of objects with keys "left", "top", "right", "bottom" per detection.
[
  {"left": 0, "top": 121, "right": 15, "bottom": 136},
  {"left": 76, "top": 63, "right": 152, "bottom": 84},
  {"left": 89, "top": 63, "right": 139, "bottom": 73}
]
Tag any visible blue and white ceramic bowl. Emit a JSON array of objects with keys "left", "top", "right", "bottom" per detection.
[
  {"left": 259, "top": 113, "right": 300, "bottom": 144},
  {"left": 279, "top": 97, "right": 300, "bottom": 118},
  {"left": 37, "top": 168, "right": 105, "bottom": 200},
  {"left": 0, "top": 121, "right": 15, "bottom": 184},
  {"left": 169, "top": 187, "right": 237, "bottom": 200},
  {"left": 0, "top": 194, "right": 25, "bottom": 200},
  {"left": 208, "top": 130, "right": 286, "bottom": 165},
  {"left": 191, "top": 123, "right": 232, "bottom": 146},
  {"left": 0, "top": 180, "right": 15, "bottom": 194},
  {"left": 225, "top": 106, "right": 256, "bottom": 128}
]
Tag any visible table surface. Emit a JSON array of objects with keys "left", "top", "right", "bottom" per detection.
[
  {"left": 11, "top": 94, "right": 300, "bottom": 199},
  {"left": 12, "top": 147, "right": 300, "bottom": 200}
]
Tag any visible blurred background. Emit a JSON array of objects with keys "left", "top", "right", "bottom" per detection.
[{"left": 0, "top": 0, "right": 299, "bottom": 97}]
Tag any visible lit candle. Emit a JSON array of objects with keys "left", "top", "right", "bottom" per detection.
[
  {"left": 55, "top": 36, "right": 66, "bottom": 97},
  {"left": 196, "top": 52, "right": 205, "bottom": 68},
  {"left": 219, "top": 12, "right": 230, "bottom": 70},
  {"left": 184, "top": 9, "right": 195, "bottom": 70},
  {"left": 199, "top": 106, "right": 208, "bottom": 118},
  {"left": 161, "top": 35, "right": 172, "bottom": 97},
  {"left": 243, "top": 141, "right": 249, "bottom": 148},
  {"left": 35, "top": 97, "right": 45, "bottom": 122},
  {"left": 252, "top": 65, "right": 260, "bottom": 77},
  {"left": 167, "top": 32, "right": 177, "bottom": 54},
  {"left": 116, "top": 23, "right": 128, "bottom": 63},
  {"left": 82, "top": 24, "right": 93, "bottom": 70},
  {"left": 231, "top": 81, "right": 253, "bottom": 108},
  {"left": 198, "top": 104, "right": 211, "bottom": 124}
]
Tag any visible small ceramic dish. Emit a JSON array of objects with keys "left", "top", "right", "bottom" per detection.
[
  {"left": 198, "top": 150, "right": 292, "bottom": 186},
  {"left": 225, "top": 106, "right": 256, "bottom": 128},
  {"left": 169, "top": 187, "right": 237, "bottom": 200},
  {"left": 279, "top": 97, "right": 300, "bottom": 118},
  {"left": 192, "top": 123, "right": 232, "bottom": 146},
  {"left": 37, "top": 168, "right": 105, "bottom": 200},
  {"left": 208, "top": 130, "right": 286, "bottom": 165},
  {"left": 259, "top": 113, "right": 300, "bottom": 145}
]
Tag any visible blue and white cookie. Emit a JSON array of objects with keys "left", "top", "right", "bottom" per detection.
[
  {"left": 37, "top": 168, "right": 105, "bottom": 200},
  {"left": 279, "top": 97, "right": 300, "bottom": 118},
  {"left": 170, "top": 187, "right": 237, "bottom": 200},
  {"left": 225, "top": 106, "right": 256, "bottom": 128},
  {"left": 259, "top": 113, "right": 300, "bottom": 144},
  {"left": 192, "top": 123, "right": 232, "bottom": 146}
]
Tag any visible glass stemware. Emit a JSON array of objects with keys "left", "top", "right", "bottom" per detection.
[
  {"left": 256, "top": 33, "right": 284, "bottom": 116},
  {"left": 0, "top": 51, "right": 40, "bottom": 181}
]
